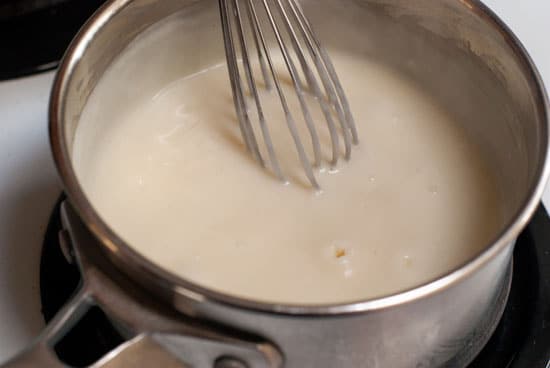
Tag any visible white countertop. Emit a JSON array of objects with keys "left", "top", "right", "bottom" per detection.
[{"left": 0, "top": 0, "right": 548, "bottom": 363}]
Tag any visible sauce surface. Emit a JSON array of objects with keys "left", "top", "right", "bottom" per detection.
[{"left": 73, "top": 25, "right": 502, "bottom": 305}]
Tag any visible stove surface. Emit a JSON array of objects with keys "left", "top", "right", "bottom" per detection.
[
  {"left": 0, "top": 0, "right": 107, "bottom": 79},
  {"left": 0, "top": 0, "right": 548, "bottom": 365}
]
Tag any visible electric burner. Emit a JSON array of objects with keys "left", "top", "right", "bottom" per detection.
[
  {"left": 38, "top": 199, "right": 550, "bottom": 367},
  {"left": 0, "top": 0, "right": 107, "bottom": 80}
]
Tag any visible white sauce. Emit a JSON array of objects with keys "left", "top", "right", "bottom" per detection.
[{"left": 73, "top": 18, "right": 502, "bottom": 305}]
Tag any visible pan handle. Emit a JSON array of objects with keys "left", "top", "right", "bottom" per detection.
[
  {"left": 0, "top": 202, "right": 282, "bottom": 368},
  {"left": 1, "top": 289, "right": 90, "bottom": 368},
  {"left": 0, "top": 289, "right": 194, "bottom": 368}
]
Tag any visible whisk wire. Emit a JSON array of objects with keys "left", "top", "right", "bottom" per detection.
[
  {"left": 220, "top": 0, "right": 359, "bottom": 189},
  {"left": 244, "top": 0, "right": 272, "bottom": 90},
  {"left": 219, "top": 0, "right": 264, "bottom": 166},
  {"left": 233, "top": 0, "right": 286, "bottom": 181},
  {"left": 288, "top": 0, "right": 359, "bottom": 144},
  {"left": 272, "top": 0, "right": 341, "bottom": 166},
  {"left": 261, "top": 0, "right": 323, "bottom": 170},
  {"left": 285, "top": 0, "right": 354, "bottom": 157},
  {"left": 247, "top": 0, "right": 320, "bottom": 189}
]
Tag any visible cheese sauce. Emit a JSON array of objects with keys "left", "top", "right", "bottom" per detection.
[{"left": 73, "top": 19, "right": 502, "bottom": 305}]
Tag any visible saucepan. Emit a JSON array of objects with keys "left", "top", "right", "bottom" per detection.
[{"left": 3, "top": 0, "right": 549, "bottom": 367}]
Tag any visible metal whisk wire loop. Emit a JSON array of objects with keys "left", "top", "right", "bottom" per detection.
[{"left": 219, "top": 0, "right": 358, "bottom": 189}]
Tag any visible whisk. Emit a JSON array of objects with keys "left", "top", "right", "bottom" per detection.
[{"left": 219, "top": 0, "right": 359, "bottom": 189}]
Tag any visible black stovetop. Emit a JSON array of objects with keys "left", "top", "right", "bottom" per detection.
[
  {"left": 0, "top": 0, "right": 107, "bottom": 80},
  {"left": 39, "top": 200, "right": 550, "bottom": 367}
]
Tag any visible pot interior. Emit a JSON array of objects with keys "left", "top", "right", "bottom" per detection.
[{"left": 54, "top": 0, "right": 548, "bottom": 305}]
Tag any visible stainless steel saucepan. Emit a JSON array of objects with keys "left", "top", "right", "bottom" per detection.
[{"left": 3, "top": 0, "right": 549, "bottom": 367}]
